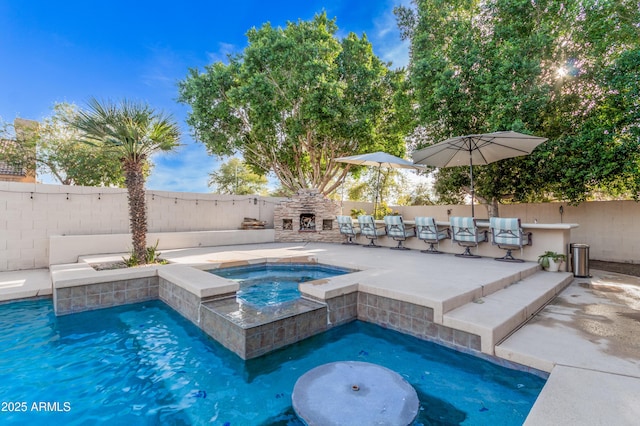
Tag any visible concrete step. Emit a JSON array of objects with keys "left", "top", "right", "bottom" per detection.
[
  {"left": 434, "top": 262, "right": 541, "bottom": 321},
  {"left": 442, "top": 271, "right": 573, "bottom": 354}
]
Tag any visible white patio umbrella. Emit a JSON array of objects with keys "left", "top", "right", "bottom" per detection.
[
  {"left": 412, "top": 131, "right": 547, "bottom": 216},
  {"left": 334, "top": 151, "right": 424, "bottom": 215}
]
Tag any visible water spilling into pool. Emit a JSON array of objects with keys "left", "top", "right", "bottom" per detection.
[
  {"left": 0, "top": 299, "right": 545, "bottom": 425},
  {"left": 208, "top": 263, "right": 351, "bottom": 307}
]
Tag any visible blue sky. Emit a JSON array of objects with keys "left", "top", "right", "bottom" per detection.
[{"left": 0, "top": 0, "right": 410, "bottom": 193}]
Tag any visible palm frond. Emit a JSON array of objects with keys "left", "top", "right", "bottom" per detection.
[{"left": 73, "top": 98, "right": 180, "bottom": 163}]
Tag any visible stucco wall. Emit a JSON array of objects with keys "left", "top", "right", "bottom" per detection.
[
  {"left": 2, "top": 180, "right": 638, "bottom": 271},
  {"left": 0, "top": 181, "right": 282, "bottom": 271}
]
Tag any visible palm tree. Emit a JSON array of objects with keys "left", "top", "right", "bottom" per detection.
[{"left": 73, "top": 98, "right": 180, "bottom": 264}]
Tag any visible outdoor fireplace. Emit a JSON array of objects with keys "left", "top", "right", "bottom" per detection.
[
  {"left": 300, "top": 213, "right": 316, "bottom": 231},
  {"left": 274, "top": 188, "right": 342, "bottom": 243}
]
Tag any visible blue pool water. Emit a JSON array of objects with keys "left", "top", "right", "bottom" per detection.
[
  {"left": 209, "top": 263, "right": 351, "bottom": 307},
  {"left": 0, "top": 299, "right": 545, "bottom": 425}
]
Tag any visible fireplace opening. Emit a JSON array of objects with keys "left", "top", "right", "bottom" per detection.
[
  {"left": 322, "top": 219, "right": 333, "bottom": 230},
  {"left": 283, "top": 219, "right": 293, "bottom": 230},
  {"left": 300, "top": 213, "right": 316, "bottom": 231}
]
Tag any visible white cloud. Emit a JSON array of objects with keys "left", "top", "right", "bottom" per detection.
[
  {"left": 370, "top": 0, "right": 412, "bottom": 68},
  {"left": 140, "top": 46, "right": 186, "bottom": 91},
  {"left": 147, "top": 141, "right": 219, "bottom": 193},
  {"left": 206, "top": 42, "right": 239, "bottom": 65}
]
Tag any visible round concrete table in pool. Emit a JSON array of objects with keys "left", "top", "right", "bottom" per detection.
[{"left": 292, "top": 361, "right": 420, "bottom": 425}]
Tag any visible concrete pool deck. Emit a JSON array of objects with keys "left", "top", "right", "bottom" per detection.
[{"left": 1, "top": 242, "right": 639, "bottom": 425}]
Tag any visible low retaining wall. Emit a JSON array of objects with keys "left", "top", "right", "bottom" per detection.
[
  {"left": 298, "top": 270, "right": 482, "bottom": 354},
  {"left": 358, "top": 293, "right": 482, "bottom": 353},
  {"left": 49, "top": 229, "right": 275, "bottom": 266},
  {"left": 51, "top": 263, "right": 238, "bottom": 317},
  {"left": 54, "top": 274, "right": 159, "bottom": 315}
]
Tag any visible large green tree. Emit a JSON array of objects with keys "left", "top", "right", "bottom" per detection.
[
  {"left": 346, "top": 168, "right": 412, "bottom": 215},
  {"left": 72, "top": 99, "right": 180, "bottom": 263},
  {"left": 209, "top": 157, "right": 268, "bottom": 195},
  {"left": 178, "top": 13, "right": 412, "bottom": 196},
  {"left": 1, "top": 118, "right": 37, "bottom": 178},
  {"left": 38, "top": 103, "right": 128, "bottom": 186},
  {"left": 397, "top": 0, "right": 640, "bottom": 211},
  {"left": 1, "top": 104, "right": 141, "bottom": 186}
]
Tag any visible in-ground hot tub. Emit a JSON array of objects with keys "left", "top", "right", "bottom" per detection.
[{"left": 207, "top": 263, "right": 353, "bottom": 307}]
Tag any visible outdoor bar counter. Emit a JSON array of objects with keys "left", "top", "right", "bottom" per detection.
[{"left": 354, "top": 221, "right": 579, "bottom": 270}]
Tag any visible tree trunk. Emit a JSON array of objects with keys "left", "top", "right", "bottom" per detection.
[
  {"left": 474, "top": 193, "right": 500, "bottom": 217},
  {"left": 487, "top": 197, "right": 500, "bottom": 218},
  {"left": 124, "top": 160, "right": 148, "bottom": 263}
]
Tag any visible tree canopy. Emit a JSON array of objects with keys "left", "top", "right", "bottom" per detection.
[
  {"left": 397, "top": 0, "right": 640, "bottom": 209},
  {"left": 209, "top": 157, "right": 268, "bottom": 195},
  {"left": 178, "top": 13, "right": 412, "bottom": 196},
  {"left": 36, "top": 103, "right": 128, "bottom": 186},
  {"left": 1, "top": 103, "right": 151, "bottom": 187}
]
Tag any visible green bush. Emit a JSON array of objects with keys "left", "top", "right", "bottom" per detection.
[
  {"left": 350, "top": 208, "right": 366, "bottom": 218},
  {"left": 123, "top": 239, "right": 167, "bottom": 267}
]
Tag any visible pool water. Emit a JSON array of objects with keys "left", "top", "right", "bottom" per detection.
[
  {"left": 0, "top": 300, "right": 545, "bottom": 425},
  {"left": 209, "top": 263, "right": 351, "bottom": 307}
]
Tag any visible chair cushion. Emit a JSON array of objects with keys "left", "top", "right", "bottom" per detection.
[
  {"left": 415, "top": 217, "right": 446, "bottom": 241},
  {"left": 358, "top": 215, "right": 384, "bottom": 237},
  {"left": 450, "top": 216, "right": 482, "bottom": 243},
  {"left": 337, "top": 215, "right": 359, "bottom": 236},
  {"left": 490, "top": 217, "right": 525, "bottom": 247},
  {"left": 384, "top": 215, "right": 413, "bottom": 239}
]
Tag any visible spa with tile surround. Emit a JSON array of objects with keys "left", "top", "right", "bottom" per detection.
[{"left": 50, "top": 241, "right": 571, "bottom": 364}]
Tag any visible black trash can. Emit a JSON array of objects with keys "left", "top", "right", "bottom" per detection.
[{"left": 570, "top": 243, "right": 590, "bottom": 277}]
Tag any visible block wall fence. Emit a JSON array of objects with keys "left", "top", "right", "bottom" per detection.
[
  {"left": 2, "top": 181, "right": 639, "bottom": 271},
  {"left": 0, "top": 182, "right": 283, "bottom": 271}
]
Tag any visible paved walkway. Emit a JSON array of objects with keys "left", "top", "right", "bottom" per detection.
[
  {"left": 499, "top": 269, "right": 640, "bottom": 425},
  {"left": 1, "top": 243, "right": 638, "bottom": 425}
]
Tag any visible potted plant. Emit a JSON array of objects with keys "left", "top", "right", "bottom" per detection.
[{"left": 538, "top": 251, "right": 566, "bottom": 272}]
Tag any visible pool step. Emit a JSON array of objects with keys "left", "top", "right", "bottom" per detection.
[{"left": 442, "top": 271, "right": 573, "bottom": 354}]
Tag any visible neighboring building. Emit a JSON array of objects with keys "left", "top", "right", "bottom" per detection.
[{"left": 0, "top": 118, "right": 37, "bottom": 183}]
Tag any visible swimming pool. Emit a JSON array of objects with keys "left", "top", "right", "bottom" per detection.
[
  {"left": 208, "top": 263, "right": 351, "bottom": 307},
  {"left": 0, "top": 299, "right": 544, "bottom": 425}
]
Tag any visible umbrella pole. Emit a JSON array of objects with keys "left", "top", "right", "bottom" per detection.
[
  {"left": 374, "top": 166, "right": 381, "bottom": 217},
  {"left": 469, "top": 150, "right": 475, "bottom": 217}
]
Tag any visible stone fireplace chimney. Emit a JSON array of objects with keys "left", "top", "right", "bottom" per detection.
[{"left": 274, "top": 189, "right": 342, "bottom": 243}]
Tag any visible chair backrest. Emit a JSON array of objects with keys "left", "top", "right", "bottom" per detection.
[
  {"left": 383, "top": 215, "right": 405, "bottom": 238},
  {"left": 415, "top": 216, "right": 438, "bottom": 241},
  {"left": 490, "top": 217, "right": 523, "bottom": 248},
  {"left": 450, "top": 216, "right": 480, "bottom": 243},
  {"left": 336, "top": 215, "right": 356, "bottom": 236},
  {"left": 358, "top": 215, "right": 377, "bottom": 237}
]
